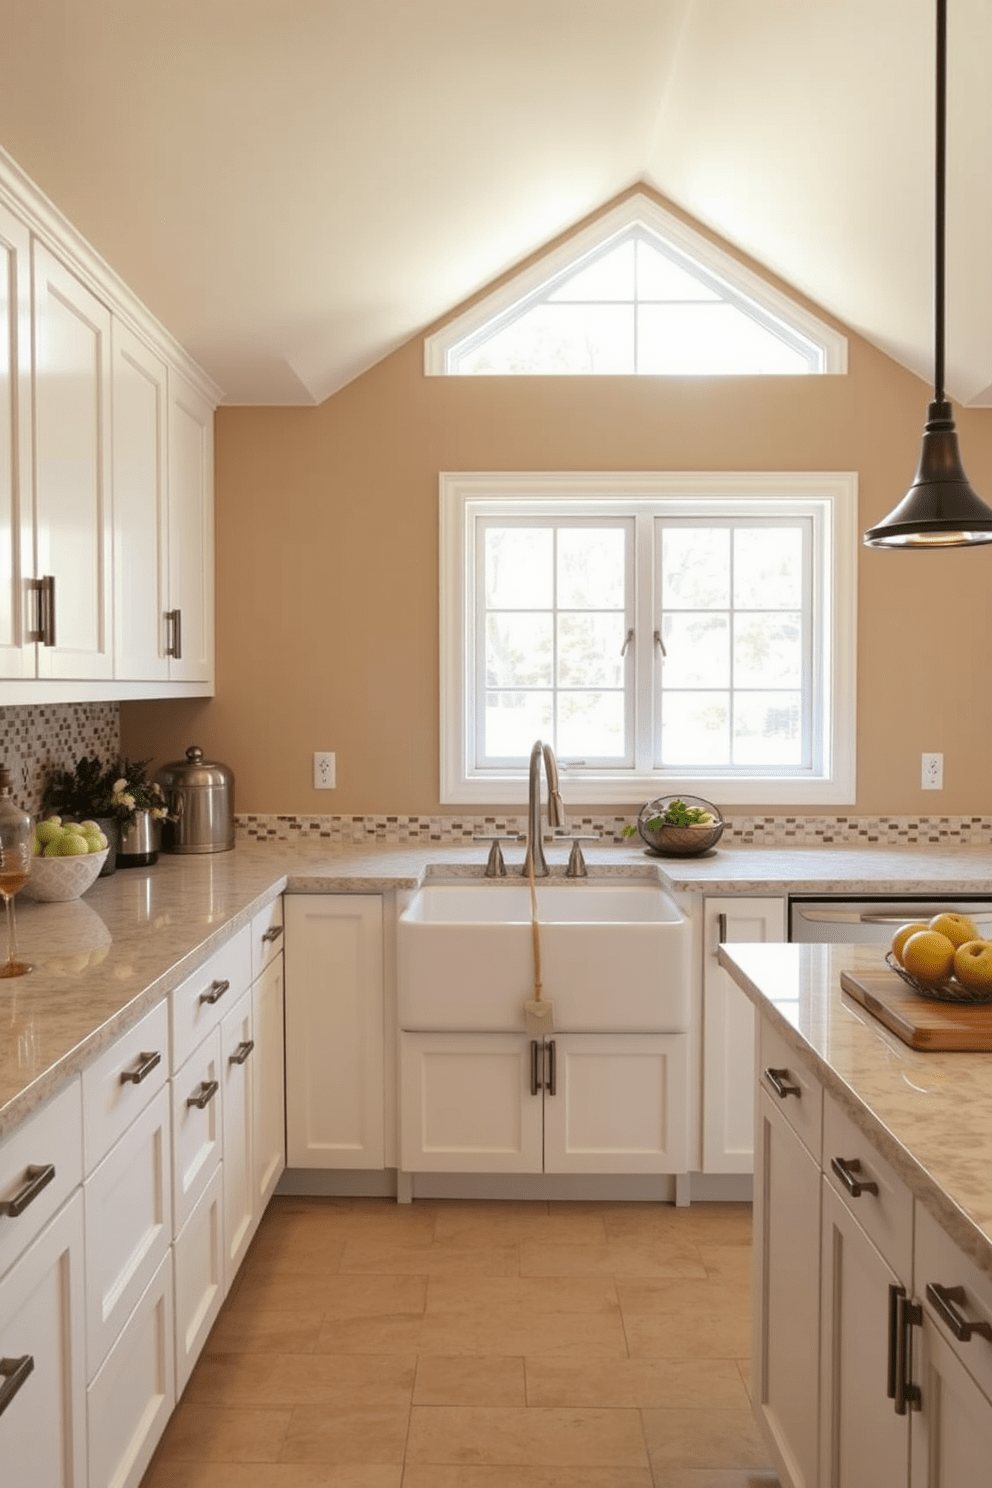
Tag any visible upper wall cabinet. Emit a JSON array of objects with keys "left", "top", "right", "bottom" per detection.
[{"left": 0, "top": 147, "right": 220, "bottom": 702}]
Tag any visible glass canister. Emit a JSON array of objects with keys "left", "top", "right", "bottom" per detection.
[{"left": 156, "top": 746, "right": 235, "bottom": 853}]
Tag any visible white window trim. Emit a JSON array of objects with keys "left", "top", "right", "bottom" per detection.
[
  {"left": 425, "top": 193, "right": 848, "bottom": 378},
  {"left": 440, "top": 471, "right": 858, "bottom": 807}
]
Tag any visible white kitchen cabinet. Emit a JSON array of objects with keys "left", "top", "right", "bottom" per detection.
[
  {"left": 31, "top": 239, "right": 113, "bottom": 681},
  {"left": 0, "top": 198, "right": 33, "bottom": 679},
  {"left": 172, "top": 1161, "right": 224, "bottom": 1396},
  {"left": 0, "top": 1190, "right": 87, "bottom": 1487},
  {"left": 112, "top": 320, "right": 169, "bottom": 681},
  {"left": 165, "top": 367, "right": 214, "bottom": 685},
  {"left": 400, "top": 1031, "right": 688, "bottom": 1177},
  {"left": 252, "top": 950, "right": 286, "bottom": 1209},
  {"left": 703, "top": 895, "right": 785, "bottom": 1173},
  {"left": 753, "top": 1049, "right": 822, "bottom": 1488},
  {"left": 284, "top": 895, "right": 384, "bottom": 1171},
  {"left": 220, "top": 986, "right": 255, "bottom": 1288}
]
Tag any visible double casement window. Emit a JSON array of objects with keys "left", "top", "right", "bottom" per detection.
[{"left": 440, "top": 472, "right": 857, "bottom": 806}]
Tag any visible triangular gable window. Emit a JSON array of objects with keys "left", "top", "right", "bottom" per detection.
[{"left": 425, "top": 194, "right": 846, "bottom": 378}]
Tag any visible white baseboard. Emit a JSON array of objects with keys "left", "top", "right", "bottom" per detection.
[{"left": 276, "top": 1168, "right": 753, "bottom": 1204}]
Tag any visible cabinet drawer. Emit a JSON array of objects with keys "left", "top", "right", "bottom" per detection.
[
  {"left": 87, "top": 1248, "right": 174, "bottom": 1488},
  {"left": 84, "top": 1083, "right": 171, "bottom": 1378},
  {"left": 758, "top": 1016, "right": 822, "bottom": 1161},
  {"left": 916, "top": 1202, "right": 992, "bottom": 1404},
  {"left": 172, "top": 1026, "right": 223, "bottom": 1234},
  {"left": 171, "top": 926, "right": 251, "bottom": 1071},
  {"left": 0, "top": 1079, "right": 82, "bottom": 1281},
  {"left": 82, "top": 999, "right": 169, "bottom": 1174},
  {"left": 823, "top": 1091, "right": 913, "bottom": 1283},
  {"left": 251, "top": 895, "right": 284, "bottom": 981}
]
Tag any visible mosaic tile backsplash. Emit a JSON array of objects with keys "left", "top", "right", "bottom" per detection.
[
  {"left": 2, "top": 704, "right": 991, "bottom": 846},
  {"left": 0, "top": 703, "right": 121, "bottom": 813}
]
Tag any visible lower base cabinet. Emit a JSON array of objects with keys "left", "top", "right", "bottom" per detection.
[
  {"left": 0, "top": 1190, "right": 87, "bottom": 1488},
  {"left": 400, "top": 1031, "right": 688, "bottom": 1176},
  {"left": 173, "top": 1163, "right": 224, "bottom": 1396}
]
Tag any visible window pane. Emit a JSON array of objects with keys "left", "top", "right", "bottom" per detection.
[
  {"left": 457, "top": 304, "right": 634, "bottom": 374},
  {"left": 733, "top": 693, "right": 802, "bottom": 765},
  {"left": 661, "top": 613, "right": 730, "bottom": 687},
  {"left": 558, "top": 692, "right": 625, "bottom": 758},
  {"left": 734, "top": 614, "right": 802, "bottom": 688},
  {"left": 635, "top": 239, "right": 719, "bottom": 302},
  {"left": 557, "top": 527, "right": 625, "bottom": 607},
  {"left": 661, "top": 692, "right": 730, "bottom": 765},
  {"left": 637, "top": 304, "right": 812, "bottom": 374},
  {"left": 485, "top": 528, "right": 552, "bottom": 608},
  {"left": 548, "top": 241, "right": 635, "bottom": 301},
  {"left": 486, "top": 614, "right": 552, "bottom": 687},
  {"left": 661, "top": 528, "right": 730, "bottom": 608},
  {"left": 484, "top": 691, "right": 553, "bottom": 758},
  {"left": 734, "top": 528, "right": 803, "bottom": 607},
  {"left": 558, "top": 613, "right": 625, "bottom": 687}
]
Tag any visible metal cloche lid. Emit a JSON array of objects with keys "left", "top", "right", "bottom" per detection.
[{"left": 157, "top": 745, "right": 234, "bottom": 790}]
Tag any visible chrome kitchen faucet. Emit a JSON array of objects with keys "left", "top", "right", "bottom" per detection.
[{"left": 522, "top": 739, "right": 565, "bottom": 878}]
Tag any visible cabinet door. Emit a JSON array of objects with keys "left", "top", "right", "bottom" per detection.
[
  {"left": 173, "top": 1163, "right": 224, "bottom": 1396},
  {"left": 400, "top": 1032, "right": 543, "bottom": 1174},
  {"left": 166, "top": 367, "right": 214, "bottom": 684},
  {"left": 754, "top": 1085, "right": 822, "bottom": 1488},
  {"left": 0, "top": 200, "right": 34, "bottom": 679},
  {"left": 703, "top": 896, "right": 786, "bottom": 1173},
  {"left": 819, "top": 1180, "right": 909, "bottom": 1488},
  {"left": 112, "top": 320, "right": 169, "bottom": 680},
  {"left": 221, "top": 987, "right": 255, "bottom": 1287},
  {"left": 542, "top": 1033, "right": 688, "bottom": 1175},
  {"left": 171, "top": 1026, "right": 223, "bottom": 1234},
  {"left": 0, "top": 1191, "right": 86, "bottom": 1487},
  {"left": 284, "top": 896, "right": 383, "bottom": 1170},
  {"left": 911, "top": 1313, "right": 992, "bottom": 1488},
  {"left": 252, "top": 952, "right": 286, "bottom": 1209},
  {"left": 32, "top": 240, "right": 113, "bottom": 680}
]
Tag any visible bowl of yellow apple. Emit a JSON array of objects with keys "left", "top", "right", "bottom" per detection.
[{"left": 25, "top": 818, "right": 110, "bottom": 902}]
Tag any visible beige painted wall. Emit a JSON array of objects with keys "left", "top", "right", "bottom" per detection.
[{"left": 121, "top": 204, "right": 992, "bottom": 820}]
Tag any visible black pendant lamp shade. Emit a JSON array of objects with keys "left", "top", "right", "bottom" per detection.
[{"left": 863, "top": 0, "right": 992, "bottom": 549}]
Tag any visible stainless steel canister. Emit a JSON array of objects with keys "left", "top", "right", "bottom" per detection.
[{"left": 156, "top": 746, "right": 235, "bottom": 853}]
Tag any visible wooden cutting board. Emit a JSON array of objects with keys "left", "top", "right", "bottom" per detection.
[{"left": 840, "top": 969, "right": 992, "bottom": 1051}]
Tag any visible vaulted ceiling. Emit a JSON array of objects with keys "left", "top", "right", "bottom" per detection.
[{"left": 2, "top": 0, "right": 990, "bottom": 407}]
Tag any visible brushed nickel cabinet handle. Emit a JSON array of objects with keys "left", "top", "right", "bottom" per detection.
[
  {"left": 229, "top": 1038, "right": 255, "bottom": 1066},
  {"left": 166, "top": 608, "right": 182, "bottom": 659},
  {"left": 717, "top": 912, "right": 728, "bottom": 944},
  {"left": 199, "top": 978, "right": 230, "bottom": 1006},
  {"left": 186, "top": 1079, "right": 220, "bottom": 1110},
  {"left": 893, "top": 1290, "right": 922, "bottom": 1414},
  {"left": 926, "top": 1282, "right": 992, "bottom": 1344},
  {"left": 547, "top": 1039, "right": 557, "bottom": 1097},
  {"left": 764, "top": 1067, "right": 801, "bottom": 1099},
  {"left": 120, "top": 1050, "right": 162, "bottom": 1086},
  {"left": 261, "top": 925, "right": 284, "bottom": 944},
  {"left": 41, "top": 575, "right": 55, "bottom": 646},
  {"left": 0, "top": 1356, "right": 34, "bottom": 1417},
  {"left": 530, "top": 1039, "right": 542, "bottom": 1096},
  {"left": 830, "top": 1155, "right": 879, "bottom": 1198},
  {"left": 0, "top": 1163, "right": 55, "bottom": 1218}
]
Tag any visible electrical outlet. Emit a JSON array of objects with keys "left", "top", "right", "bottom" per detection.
[
  {"left": 313, "top": 751, "right": 336, "bottom": 789},
  {"left": 921, "top": 752, "right": 943, "bottom": 790}
]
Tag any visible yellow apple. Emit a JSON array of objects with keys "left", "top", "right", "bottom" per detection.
[
  {"left": 901, "top": 930, "right": 956, "bottom": 984},
  {"left": 928, "top": 912, "right": 980, "bottom": 950},
  {"left": 891, "top": 921, "right": 931, "bottom": 965},
  {"left": 952, "top": 940, "right": 992, "bottom": 994}
]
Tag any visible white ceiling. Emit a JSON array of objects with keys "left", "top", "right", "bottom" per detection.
[{"left": 2, "top": 0, "right": 990, "bottom": 408}]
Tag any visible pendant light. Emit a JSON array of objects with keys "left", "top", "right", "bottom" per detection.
[{"left": 863, "top": 0, "right": 992, "bottom": 548}]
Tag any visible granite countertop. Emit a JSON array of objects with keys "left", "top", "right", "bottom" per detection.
[
  {"left": 4, "top": 833, "right": 992, "bottom": 1147},
  {"left": 717, "top": 940, "right": 992, "bottom": 1283}
]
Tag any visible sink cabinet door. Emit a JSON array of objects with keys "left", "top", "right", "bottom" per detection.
[
  {"left": 400, "top": 1033, "right": 543, "bottom": 1174},
  {"left": 542, "top": 1033, "right": 688, "bottom": 1175}
]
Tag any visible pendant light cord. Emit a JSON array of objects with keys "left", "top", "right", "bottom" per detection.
[{"left": 934, "top": 0, "right": 946, "bottom": 404}]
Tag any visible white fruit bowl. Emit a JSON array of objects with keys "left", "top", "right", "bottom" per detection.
[{"left": 23, "top": 849, "right": 109, "bottom": 903}]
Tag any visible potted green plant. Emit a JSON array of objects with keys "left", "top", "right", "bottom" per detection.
[{"left": 44, "top": 755, "right": 172, "bottom": 873}]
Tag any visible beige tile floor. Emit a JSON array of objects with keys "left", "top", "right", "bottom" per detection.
[{"left": 142, "top": 1195, "right": 781, "bottom": 1488}]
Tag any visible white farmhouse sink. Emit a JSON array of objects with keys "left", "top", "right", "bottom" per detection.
[{"left": 397, "top": 880, "right": 691, "bottom": 1033}]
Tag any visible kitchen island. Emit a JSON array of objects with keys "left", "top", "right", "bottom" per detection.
[{"left": 717, "top": 937, "right": 992, "bottom": 1488}]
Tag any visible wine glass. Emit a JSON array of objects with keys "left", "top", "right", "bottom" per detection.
[{"left": 0, "top": 766, "right": 33, "bottom": 978}]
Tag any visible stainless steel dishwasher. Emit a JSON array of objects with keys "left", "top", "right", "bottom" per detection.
[{"left": 790, "top": 896, "right": 992, "bottom": 943}]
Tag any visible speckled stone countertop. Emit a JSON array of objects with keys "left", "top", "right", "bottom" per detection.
[
  {"left": 717, "top": 940, "right": 992, "bottom": 1282},
  {"left": 4, "top": 834, "right": 992, "bottom": 1146}
]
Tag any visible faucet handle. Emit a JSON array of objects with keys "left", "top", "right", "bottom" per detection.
[
  {"left": 564, "top": 835, "right": 599, "bottom": 879},
  {"left": 474, "top": 834, "right": 523, "bottom": 878}
]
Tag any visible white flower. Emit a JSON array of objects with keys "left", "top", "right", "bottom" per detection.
[{"left": 113, "top": 777, "right": 128, "bottom": 793}]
